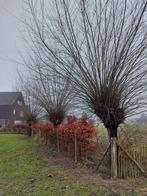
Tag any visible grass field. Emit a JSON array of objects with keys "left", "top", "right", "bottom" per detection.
[
  {"left": 0, "top": 134, "right": 146, "bottom": 196},
  {"left": 0, "top": 134, "right": 107, "bottom": 196}
]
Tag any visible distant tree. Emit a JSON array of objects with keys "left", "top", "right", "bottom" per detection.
[
  {"left": 23, "top": 0, "right": 147, "bottom": 138},
  {"left": 17, "top": 56, "right": 74, "bottom": 127},
  {"left": 18, "top": 59, "right": 74, "bottom": 149},
  {"left": 17, "top": 72, "right": 42, "bottom": 125},
  {"left": 21, "top": 96, "right": 40, "bottom": 126}
]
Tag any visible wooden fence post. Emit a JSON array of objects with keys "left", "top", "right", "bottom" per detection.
[
  {"left": 45, "top": 131, "right": 47, "bottom": 145},
  {"left": 39, "top": 129, "right": 41, "bottom": 144},
  {"left": 56, "top": 131, "right": 60, "bottom": 153},
  {"left": 32, "top": 129, "right": 34, "bottom": 137},
  {"left": 74, "top": 131, "right": 78, "bottom": 162},
  {"left": 111, "top": 137, "right": 118, "bottom": 179}
]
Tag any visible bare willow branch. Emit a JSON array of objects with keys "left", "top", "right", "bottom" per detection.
[{"left": 23, "top": 0, "right": 147, "bottom": 137}]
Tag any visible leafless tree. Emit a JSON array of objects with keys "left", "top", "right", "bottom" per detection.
[
  {"left": 22, "top": 0, "right": 147, "bottom": 139},
  {"left": 17, "top": 55, "right": 74, "bottom": 127},
  {"left": 17, "top": 72, "right": 42, "bottom": 125}
]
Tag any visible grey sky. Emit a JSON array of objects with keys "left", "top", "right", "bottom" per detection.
[{"left": 0, "top": 0, "right": 22, "bottom": 92}]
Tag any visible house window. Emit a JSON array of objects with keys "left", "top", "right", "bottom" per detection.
[
  {"left": 14, "top": 120, "right": 22, "bottom": 125},
  {"left": 18, "top": 100, "right": 22, "bottom": 106},
  {"left": 13, "top": 109, "right": 16, "bottom": 115},
  {"left": 0, "top": 119, "right": 9, "bottom": 127}
]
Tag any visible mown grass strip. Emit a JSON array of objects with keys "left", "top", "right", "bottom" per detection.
[{"left": 0, "top": 134, "right": 107, "bottom": 196}]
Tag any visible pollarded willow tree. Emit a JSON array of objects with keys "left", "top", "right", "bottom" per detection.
[
  {"left": 16, "top": 76, "right": 42, "bottom": 126},
  {"left": 18, "top": 58, "right": 74, "bottom": 127},
  {"left": 18, "top": 57, "right": 74, "bottom": 147},
  {"left": 23, "top": 0, "right": 147, "bottom": 139}
]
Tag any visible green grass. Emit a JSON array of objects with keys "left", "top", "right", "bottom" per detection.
[
  {"left": 0, "top": 134, "right": 107, "bottom": 196},
  {"left": 95, "top": 123, "right": 147, "bottom": 133}
]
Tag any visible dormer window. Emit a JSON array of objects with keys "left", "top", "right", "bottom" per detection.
[{"left": 20, "top": 111, "right": 24, "bottom": 117}]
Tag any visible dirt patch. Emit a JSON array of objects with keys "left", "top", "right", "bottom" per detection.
[{"left": 36, "top": 144, "right": 147, "bottom": 195}]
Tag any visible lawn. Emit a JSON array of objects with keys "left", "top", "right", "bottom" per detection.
[
  {"left": 0, "top": 134, "right": 146, "bottom": 196},
  {"left": 0, "top": 134, "right": 107, "bottom": 196}
]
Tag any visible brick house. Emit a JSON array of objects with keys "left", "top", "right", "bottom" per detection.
[{"left": 0, "top": 92, "right": 26, "bottom": 127}]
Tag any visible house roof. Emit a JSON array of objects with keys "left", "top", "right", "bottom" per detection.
[{"left": 0, "top": 92, "right": 22, "bottom": 106}]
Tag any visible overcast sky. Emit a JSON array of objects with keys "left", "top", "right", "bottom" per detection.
[{"left": 0, "top": 0, "right": 23, "bottom": 92}]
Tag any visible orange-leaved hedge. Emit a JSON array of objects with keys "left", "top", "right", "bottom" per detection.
[
  {"left": 32, "top": 115, "right": 96, "bottom": 161},
  {"left": 0, "top": 124, "right": 29, "bottom": 134}
]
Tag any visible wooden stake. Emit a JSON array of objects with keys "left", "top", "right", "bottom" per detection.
[
  {"left": 56, "top": 131, "right": 60, "bottom": 153},
  {"left": 74, "top": 132, "right": 78, "bottom": 162},
  {"left": 111, "top": 137, "right": 118, "bottom": 179},
  {"left": 95, "top": 143, "right": 111, "bottom": 172}
]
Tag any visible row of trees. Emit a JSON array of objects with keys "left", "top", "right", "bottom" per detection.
[
  {"left": 19, "top": 0, "right": 147, "bottom": 139},
  {"left": 17, "top": 0, "right": 147, "bottom": 179}
]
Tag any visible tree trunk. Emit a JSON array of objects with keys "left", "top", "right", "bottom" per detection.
[
  {"left": 109, "top": 128, "right": 117, "bottom": 138},
  {"left": 27, "top": 126, "right": 32, "bottom": 136}
]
